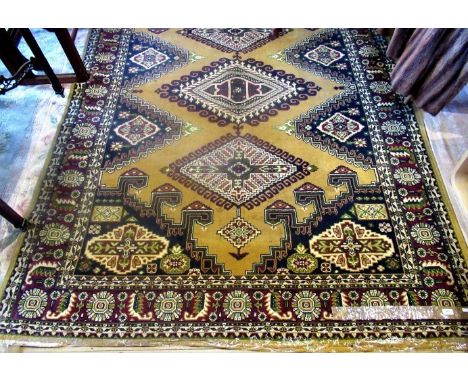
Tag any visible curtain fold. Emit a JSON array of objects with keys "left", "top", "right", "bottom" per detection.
[{"left": 385, "top": 28, "right": 468, "bottom": 115}]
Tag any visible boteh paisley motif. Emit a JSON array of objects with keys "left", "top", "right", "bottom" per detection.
[{"left": 0, "top": 28, "right": 467, "bottom": 348}]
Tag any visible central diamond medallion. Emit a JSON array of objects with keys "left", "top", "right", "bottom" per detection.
[
  {"left": 158, "top": 59, "right": 321, "bottom": 126},
  {"left": 166, "top": 134, "right": 312, "bottom": 210}
]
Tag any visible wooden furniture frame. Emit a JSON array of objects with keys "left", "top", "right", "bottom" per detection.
[
  {"left": 0, "top": 28, "right": 89, "bottom": 95},
  {"left": 0, "top": 28, "right": 89, "bottom": 229}
]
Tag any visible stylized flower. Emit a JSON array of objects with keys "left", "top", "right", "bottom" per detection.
[
  {"left": 389, "top": 290, "right": 400, "bottom": 300},
  {"left": 72, "top": 123, "right": 96, "bottom": 139},
  {"left": 292, "top": 291, "right": 321, "bottom": 321},
  {"left": 390, "top": 157, "right": 400, "bottom": 166},
  {"left": 359, "top": 45, "right": 379, "bottom": 57},
  {"left": 431, "top": 289, "right": 460, "bottom": 307},
  {"left": 353, "top": 138, "right": 367, "bottom": 148},
  {"left": 394, "top": 167, "right": 422, "bottom": 186},
  {"left": 184, "top": 291, "right": 194, "bottom": 301},
  {"left": 347, "top": 107, "right": 360, "bottom": 116},
  {"left": 321, "top": 262, "right": 332, "bottom": 273},
  {"left": 88, "top": 224, "right": 101, "bottom": 235},
  {"left": 160, "top": 245, "right": 190, "bottom": 275},
  {"left": 418, "top": 290, "right": 428, "bottom": 300},
  {"left": 212, "top": 291, "right": 223, "bottom": 301},
  {"left": 398, "top": 188, "right": 408, "bottom": 197},
  {"left": 146, "top": 291, "right": 156, "bottom": 301},
  {"left": 348, "top": 290, "right": 359, "bottom": 300},
  {"left": 320, "top": 291, "right": 331, "bottom": 301},
  {"left": 95, "top": 52, "right": 116, "bottom": 63},
  {"left": 410, "top": 223, "right": 440, "bottom": 245},
  {"left": 154, "top": 291, "right": 183, "bottom": 321},
  {"left": 385, "top": 257, "right": 400, "bottom": 270},
  {"left": 146, "top": 263, "right": 157, "bottom": 274},
  {"left": 118, "top": 111, "right": 131, "bottom": 119},
  {"left": 85, "top": 84, "right": 108, "bottom": 99},
  {"left": 282, "top": 291, "right": 292, "bottom": 300},
  {"left": 110, "top": 142, "right": 123, "bottom": 151},
  {"left": 58, "top": 169, "right": 85, "bottom": 188},
  {"left": 379, "top": 222, "right": 392, "bottom": 233},
  {"left": 44, "top": 277, "right": 55, "bottom": 288},
  {"left": 17, "top": 288, "right": 48, "bottom": 318},
  {"left": 188, "top": 268, "right": 201, "bottom": 277},
  {"left": 223, "top": 290, "right": 252, "bottom": 321},
  {"left": 253, "top": 291, "right": 264, "bottom": 301},
  {"left": 39, "top": 223, "right": 70, "bottom": 246},
  {"left": 361, "top": 290, "right": 389, "bottom": 306},
  {"left": 370, "top": 81, "right": 392, "bottom": 94},
  {"left": 287, "top": 243, "right": 318, "bottom": 273},
  {"left": 86, "top": 291, "right": 115, "bottom": 321},
  {"left": 424, "top": 276, "right": 435, "bottom": 287},
  {"left": 381, "top": 120, "right": 406, "bottom": 136}
]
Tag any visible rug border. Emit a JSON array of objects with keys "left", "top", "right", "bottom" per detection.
[{"left": 0, "top": 28, "right": 466, "bottom": 351}]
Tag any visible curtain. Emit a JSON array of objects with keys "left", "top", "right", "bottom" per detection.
[{"left": 384, "top": 28, "right": 468, "bottom": 116}]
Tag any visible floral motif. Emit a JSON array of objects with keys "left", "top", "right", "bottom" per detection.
[
  {"left": 58, "top": 169, "right": 85, "bottom": 188},
  {"left": 72, "top": 123, "right": 97, "bottom": 139},
  {"left": 86, "top": 291, "right": 115, "bottom": 321},
  {"left": 287, "top": 243, "right": 318, "bottom": 273},
  {"left": 223, "top": 290, "right": 252, "bottom": 321},
  {"left": 370, "top": 81, "right": 392, "bottom": 94},
  {"left": 361, "top": 290, "right": 390, "bottom": 306},
  {"left": 353, "top": 138, "right": 367, "bottom": 147},
  {"left": 379, "top": 222, "right": 392, "bottom": 233},
  {"left": 160, "top": 245, "right": 190, "bottom": 274},
  {"left": 431, "top": 289, "right": 460, "bottom": 307},
  {"left": 410, "top": 223, "right": 441, "bottom": 246},
  {"left": 85, "top": 84, "right": 108, "bottom": 99},
  {"left": 381, "top": 120, "right": 406, "bottom": 136},
  {"left": 292, "top": 291, "right": 321, "bottom": 321},
  {"left": 39, "top": 223, "right": 70, "bottom": 246},
  {"left": 358, "top": 46, "right": 379, "bottom": 57},
  {"left": 95, "top": 52, "right": 116, "bottom": 63},
  {"left": 17, "top": 289, "right": 48, "bottom": 319},
  {"left": 394, "top": 167, "right": 422, "bottom": 186},
  {"left": 154, "top": 291, "right": 183, "bottom": 321}
]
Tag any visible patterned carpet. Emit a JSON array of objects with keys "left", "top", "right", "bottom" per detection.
[{"left": 0, "top": 29, "right": 467, "bottom": 348}]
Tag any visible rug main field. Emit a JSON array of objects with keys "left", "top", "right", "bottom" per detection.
[{"left": 0, "top": 28, "right": 467, "bottom": 344}]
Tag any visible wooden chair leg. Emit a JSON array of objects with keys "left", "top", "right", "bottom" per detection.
[
  {"left": 0, "top": 198, "right": 28, "bottom": 230},
  {"left": 54, "top": 29, "right": 90, "bottom": 83},
  {"left": 19, "top": 28, "right": 65, "bottom": 96}
]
